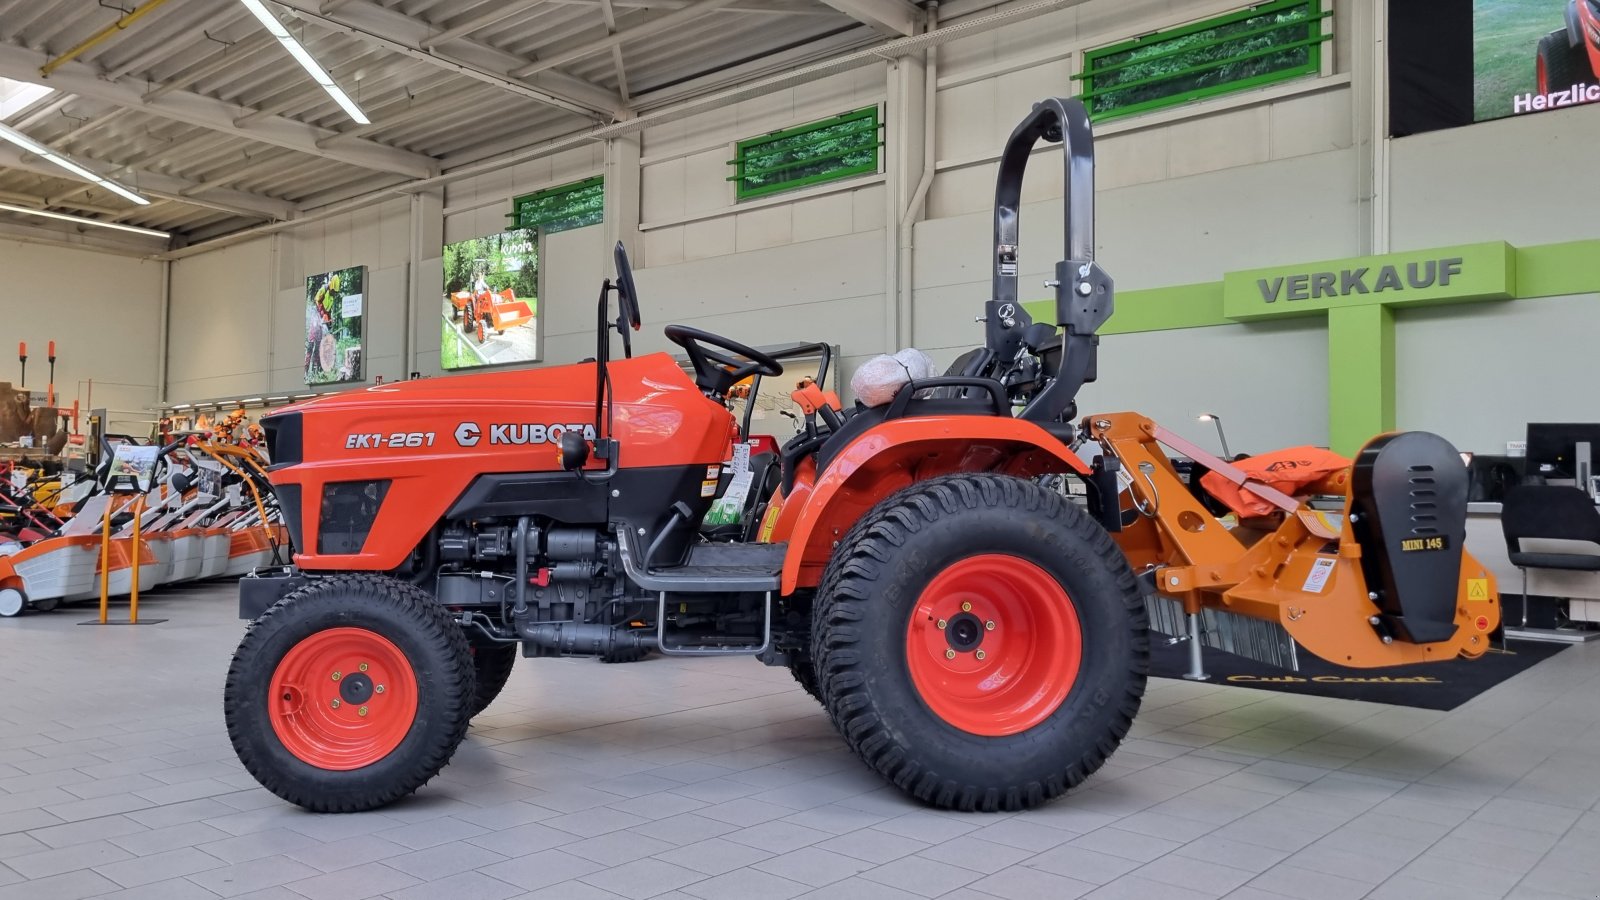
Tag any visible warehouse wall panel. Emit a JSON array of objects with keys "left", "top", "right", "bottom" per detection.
[
  {"left": 0, "top": 239, "right": 163, "bottom": 431},
  {"left": 1396, "top": 294, "right": 1600, "bottom": 455}
]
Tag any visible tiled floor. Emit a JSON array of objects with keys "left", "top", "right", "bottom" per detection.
[{"left": 3, "top": 583, "right": 1600, "bottom": 900}]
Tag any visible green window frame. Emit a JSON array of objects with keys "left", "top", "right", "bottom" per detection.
[
  {"left": 729, "top": 107, "right": 882, "bottom": 201},
  {"left": 1074, "top": 0, "right": 1331, "bottom": 122},
  {"left": 508, "top": 175, "right": 604, "bottom": 233}
]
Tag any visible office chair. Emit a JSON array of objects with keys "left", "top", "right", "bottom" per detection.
[{"left": 1501, "top": 484, "right": 1600, "bottom": 642}]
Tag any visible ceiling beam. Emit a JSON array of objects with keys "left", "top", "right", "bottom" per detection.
[
  {"left": 272, "top": 0, "right": 624, "bottom": 119},
  {"left": 3, "top": 44, "right": 438, "bottom": 178},
  {"left": 511, "top": 0, "right": 742, "bottom": 78},
  {"left": 424, "top": 0, "right": 546, "bottom": 48},
  {"left": 815, "top": 0, "right": 921, "bottom": 36},
  {"left": 595, "top": 0, "right": 630, "bottom": 102},
  {"left": 0, "top": 188, "right": 123, "bottom": 217},
  {"left": 0, "top": 144, "right": 298, "bottom": 220}
]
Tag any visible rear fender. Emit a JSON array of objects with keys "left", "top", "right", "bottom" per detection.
[{"left": 779, "top": 416, "right": 1088, "bottom": 592}]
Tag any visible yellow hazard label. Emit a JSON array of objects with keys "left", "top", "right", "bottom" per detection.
[{"left": 1467, "top": 578, "right": 1490, "bottom": 601}]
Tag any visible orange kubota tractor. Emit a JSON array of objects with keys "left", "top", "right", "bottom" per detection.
[{"left": 225, "top": 98, "right": 1499, "bottom": 815}]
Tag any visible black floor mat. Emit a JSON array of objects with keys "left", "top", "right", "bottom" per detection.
[{"left": 1149, "top": 637, "right": 1566, "bottom": 711}]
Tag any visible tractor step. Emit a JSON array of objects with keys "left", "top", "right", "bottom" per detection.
[{"left": 618, "top": 533, "right": 784, "bottom": 592}]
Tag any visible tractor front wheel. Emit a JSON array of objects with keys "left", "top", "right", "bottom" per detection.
[
  {"left": 812, "top": 473, "right": 1148, "bottom": 812},
  {"left": 224, "top": 574, "right": 475, "bottom": 812}
]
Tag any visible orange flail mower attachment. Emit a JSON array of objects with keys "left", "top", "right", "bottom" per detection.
[{"left": 1087, "top": 412, "right": 1500, "bottom": 669}]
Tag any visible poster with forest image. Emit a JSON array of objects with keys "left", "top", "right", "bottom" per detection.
[
  {"left": 441, "top": 228, "right": 539, "bottom": 369},
  {"left": 304, "top": 265, "right": 364, "bottom": 385}
]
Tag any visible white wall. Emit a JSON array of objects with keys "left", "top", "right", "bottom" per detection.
[
  {"left": 0, "top": 239, "right": 164, "bottom": 430},
  {"left": 1396, "top": 294, "right": 1600, "bottom": 454}
]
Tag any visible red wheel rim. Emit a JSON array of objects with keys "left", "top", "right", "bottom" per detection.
[
  {"left": 267, "top": 627, "right": 419, "bottom": 770},
  {"left": 905, "top": 554, "right": 1082, "bottom": 737},
  {"left": 1537, "top": 56, "right": 1548, "bottom": 93}
]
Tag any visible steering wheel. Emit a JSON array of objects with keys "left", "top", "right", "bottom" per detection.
[
  {"left": 612, "top": 241, "right": 642, "bottom": 358},
  {"left": 663, "top": 324, "right": 784, "bottom": 400}
]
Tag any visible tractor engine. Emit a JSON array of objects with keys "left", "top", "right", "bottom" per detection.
[{"left": 428, "top": 518, "right": 767, "bottom": 659}]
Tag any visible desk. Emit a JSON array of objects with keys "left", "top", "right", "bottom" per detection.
[{"left": 1466, "top": 501, "right": 1600, "bottom": 623}]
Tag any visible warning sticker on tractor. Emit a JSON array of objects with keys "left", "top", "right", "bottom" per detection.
[
  {"left": 700, "top": 480, "right": 718, "bottom": 498},
  {"left": 1467, "top": 578, "right": 1490, "bottom": 602},
  {"left": 1302, "top": 557, "right": 1336, "bottom": 593}
]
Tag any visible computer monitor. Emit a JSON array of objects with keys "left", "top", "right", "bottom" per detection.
[{"left": 1525, "top": 423, "right": 1600, "bottom": 486}]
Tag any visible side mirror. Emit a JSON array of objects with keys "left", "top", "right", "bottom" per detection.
[{"left": 558, "top": 431, "right": 590, "bottom": 471}]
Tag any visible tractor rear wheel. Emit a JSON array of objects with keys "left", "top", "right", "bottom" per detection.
[
  {"left": 224, "top": 574, "right": 475, "bottom": 812},
  {"left": 812, "top": 473, "right": 1148, "bottom": 812},
  {"left": 469, "top": 644, "right": 517, "bottom": 716},
  {"left": 1537, "top": 29, "right": 1585, "bottom": 94}
]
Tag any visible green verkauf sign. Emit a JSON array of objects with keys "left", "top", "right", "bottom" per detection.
[{"left": 1222, "top": 241, "right": 1517, "bottom": 321}]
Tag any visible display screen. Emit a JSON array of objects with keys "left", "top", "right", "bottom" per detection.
[
  {"left": 441, "top": 228, "right": 540, "bottom": 370},
  {"left": 1476, "top": 0, "right": 1600, "bottom": 119},
  {"left": 1391, "top": 0, "right": 1600, "bottom": 135},
  {"left": 304, "top": 265, "right": 365, "bottom": 385}
]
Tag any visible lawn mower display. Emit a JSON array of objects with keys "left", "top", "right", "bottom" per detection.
[
  {"left": 0, "top": 438, "right": 285, "bottom": 616},
  {"left": 225, "top": 97, "right": 1499, "bottom": 817}
]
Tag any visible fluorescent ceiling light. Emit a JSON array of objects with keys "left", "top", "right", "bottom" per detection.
[
  {"left": 0, "top": 78, "right": 54, "bottom": 122},
  {"left": 0, "top": 201, "right": 170, "bottom": 239},
  {"left": 0, "top": 121, "right": 150, "bottom": 205},
  {"left": 237, "top": 0, "right": 370, "bottom": 124}
]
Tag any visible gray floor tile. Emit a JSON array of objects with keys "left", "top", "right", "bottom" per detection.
[
  {"left": 967, "top": 865, "right": 1097, "bottom": 900},
  {"left": 752, "top": 846, "right": 874, "bottom": 887},
  {"left": 578, "top": 857, "right": 707, "bottom": 899},
  {"left": 92, "top": 846, "right": 223, "bottom": 888},
  {"left": 281, "top": 859, "right": 422, "bottom": 900},
  {"left": 653, "top": 837, "right": 772, "bottom": 875},
  {"left": 479, "top": 847, "right": 603, "bottom": 891},
  {"left": 680, "top": 866, "right": 809, "bottom": 900},
  {"left": 184, "top": 854, "right": 323, "bottom": 897},
  {"left": 860, "top": 856, "right": 982, "bottom": 897},
  {"left": 814, "top": 829, "right": 929, "bottom": 864},
  {"left": 386, "top": 869, "right": 523, "bottom": 900},
  {"left": 6, "top": 838, "right": 133, "bottom": 880}
]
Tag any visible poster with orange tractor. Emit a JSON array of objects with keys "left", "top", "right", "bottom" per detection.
[{"left": 441, "top": 228, "right": 539, "bottom": 369}]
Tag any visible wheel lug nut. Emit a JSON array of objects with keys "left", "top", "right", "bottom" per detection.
[
  {"left": 359, "top": 663, "right": 369, "bottom": 672},
  {"left": 375, "top": 685, "right": 385, "bottom": 694},
  {"left": 330, "top": 699, "right": 341, "bottom": 709},
  {"left": 936, "top": 619, "right": 947, "bottom": 630},
  {"left": 358, "top": 706, "right": 368, "bottom": 717},
  {"left": 985, "top": 621, "right": 995, "bottom": 631},
  {"left": 961, "top": 602, "right": 972, "bottom": 612},
  {"left": 331, "top": 671, "right": 342, "bottom": 681},
  {"left": 945, "top": 649, "right": 956, "bottom": 659},
  {"left": 976, "top": 650, "right": 987, "bottom": 661}
]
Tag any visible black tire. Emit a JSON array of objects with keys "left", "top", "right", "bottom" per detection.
[
  {"left": 224, "top": 573, "right": 475, "bottom": 813},
  {"left": 469, "top": 644, "right": 517, "bottom": 716},
  {"left": 788, "top": 652, "right": 823, "bottom": 704},
  {"left": 812, "top": 473, "right": 1148, "bottom": 812},
  {"left": 31, "top": 596, "right": 59, "bottom": 613},
  {"left": 1538, "top": 29, "right": 1586, "bottom": 93}
]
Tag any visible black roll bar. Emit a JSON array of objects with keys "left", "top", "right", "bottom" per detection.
[{"left": 987, "top": 97, "right": 1115, "bottom": 424}]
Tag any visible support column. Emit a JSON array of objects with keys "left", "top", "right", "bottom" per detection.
[
  {"left": 1327, "top": 303, "right": 1394, "bottom": 456},
  {"left": 603, "top": 132, "right": 642, "bottom": 272}
]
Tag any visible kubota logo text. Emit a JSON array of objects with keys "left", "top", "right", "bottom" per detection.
[{"left": 454, "top": 422, "right": 597, "bottom": 447}]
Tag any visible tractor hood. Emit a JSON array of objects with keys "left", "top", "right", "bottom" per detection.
[{"left": 260, "top": 352, "right": 734, "bottom": 474}]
